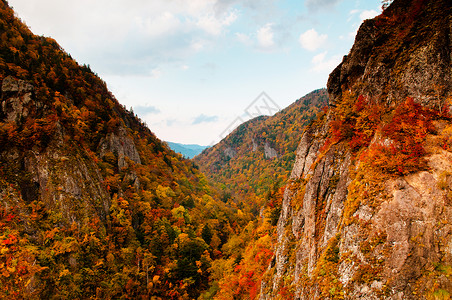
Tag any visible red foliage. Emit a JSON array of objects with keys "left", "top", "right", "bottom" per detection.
[
  {"left": 2, "top": 234, "right": 17, "bottom": 245},
  {"left": 330, "top": 118, "right": 355, "bottom": 143},
  {"left": 366, "top": 98, "right": 434, "bottom": 175},
  {"left": 278, "top": 285, "right": 295, "bottom": 300},
  {"left": 327, "top": 94, "right": 381, "bottom": 152},
  {"left": 5, "top": 213, "right": 15, "bottom": 222},
  {"left": 354, "top": 95, "right": 366, "bottom": 112}
]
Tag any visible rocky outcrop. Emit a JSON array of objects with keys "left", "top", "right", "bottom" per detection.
[
  {"left": 332, "top": 130, "right": 452, "bottom": 299},
  {"left": 252, "top": 138, "right": 258, "bottom": 151},
  {"left": 264, "top": 142, "right": 278, "bottom": 159},
  {"left": 261, "top": 116, "right": 354, "bottom": 299},
  {"left": 98, "top": 126, "right": 142, "bottom": 169},
  {"left": 0, "top": 76, "right": 142, "bottom": 224},
  {"left": 261, "top": 0, "right": 452, "bottom": 298},
  {"left": 224, "top": 147, "right": 236, "bottom": 159},
  {"left": 0, "top": 77, "right": 111, "bottom": 223},
  {"left": 22, "top": 145, "right": 111, "bottom": 222},
  {"left": 328, "top": 0, "right": 452, "bottom": 107},
  {"left": 1, "top": 75, "right": 39, "bottom": 122}
]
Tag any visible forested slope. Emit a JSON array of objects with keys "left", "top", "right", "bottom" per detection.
[{"left": 0, "top": 1, "right": 241, "bottom": 298}]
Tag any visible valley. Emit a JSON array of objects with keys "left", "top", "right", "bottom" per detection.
[{"left": 0, "top": 0, "right": 451, "bottom": 299}]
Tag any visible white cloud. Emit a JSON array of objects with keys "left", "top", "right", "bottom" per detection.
[
  {"left": 235, "top": 32, "right": 251, "bottom": 45},
  {"left": 214, "top": 0, "right": 277, "bottom": 19},
  {"left": 312, "top": 52, "right": 326, "bottom": 65},
  {"left": 306, "top": 0, "right": 341, "bottom": 12},
  {"left": 190, "top": 39, "right": 207, "bottom": 52},
  {"left": 196, "top": 10, "right": 238, "bottom": 35},
  {"left": 8, "top": 0, "right": 240, "bottom": 76},
  {"left": 134, "top": 12, "right": 181, "bottom": 37},
  {"left": 257, "top": 23, "right": 275, "bottom": 48},
  {"left": 299, "top": 29, "right": 327, "bottom": 51},
  {"left": 311, "top": 51, "right": 341, "bottom": 72},
  {"left": 150, "top": 68, "right": 163, "bottom": 79},
  {"left": 347, "top": 9, "right": 359, "bottom": 22},
  {"left": 359, "top": 10, "right": 379, "bottom": 21}
]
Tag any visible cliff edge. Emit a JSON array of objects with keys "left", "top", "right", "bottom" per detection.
[{"left": 260, "top": 0, "right": 452, "bottom": 298}]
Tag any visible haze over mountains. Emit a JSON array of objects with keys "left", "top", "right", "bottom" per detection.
[
  {"left": 166, "top": 142, "right": 209, "bottom": 159},
  {"left": 0, "top": 0, "right": 451, "bottom": 299}
]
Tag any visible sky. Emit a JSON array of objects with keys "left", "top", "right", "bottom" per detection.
[{"left": 8, "top": 0, "right": 381, "bottom": 145}]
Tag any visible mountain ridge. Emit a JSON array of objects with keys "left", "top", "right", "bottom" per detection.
[{"left": 195, "top": 88, "right": 328, "bottom": 215}]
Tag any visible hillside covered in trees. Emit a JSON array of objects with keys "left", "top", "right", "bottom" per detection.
[
  {"left": 0, "top": 0, "right": 246, "bottom": 298},
  {"left": 195, "top": 89, "right": 328, "bottom": 216}
]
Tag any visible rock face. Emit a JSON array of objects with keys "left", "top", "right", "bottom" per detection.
[
  {"left": 22, "top": 144, "right": 111, "bottom": 222},
  {"left": 98, "top": 126, "right": 142, "bottom": 169},
  {"left": 328, "top": 0, "right": 452, "bottom": 107},
  {"left": 1, "top": 75, "right": 37, "bottom": 121},
  {"left": 0, "top": 68, "right": 150, "bottom": 226},
  {"left": 264, "top": 142, "right": 278, "bottom": 159},
  {"left": 224, "top": 146, "right": 237, "bottom": 159},
  {"left": 260, "top": 0, "right": 452, "bottom": 299},
  {"left": 0, "top": 77, "right": 143, "bottom": 223}
]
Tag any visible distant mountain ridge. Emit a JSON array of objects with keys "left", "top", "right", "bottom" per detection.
[{"left": 166, "top": 141, "right": 209, "bottom": 158}]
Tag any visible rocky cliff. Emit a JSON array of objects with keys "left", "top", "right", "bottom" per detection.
[{"left": 260, "top": 0, "right": 452, "bottom": 299}]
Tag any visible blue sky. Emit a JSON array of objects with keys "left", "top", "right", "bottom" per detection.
[{"left": 9, "top": 0, "right": 381, "bottom": 145}]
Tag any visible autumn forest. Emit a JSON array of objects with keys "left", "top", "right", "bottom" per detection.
[{"left": 1, "top": 0, "right": 452, "bottom": 299}]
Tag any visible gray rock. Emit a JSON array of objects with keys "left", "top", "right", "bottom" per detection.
[
  {"left": 224, "top": 147, "right": 236, "bottom": 159},
  {"left": 1, "top": 76, "right": 35, "bottom": 122},
  {"left": 98, "top": 126, "right": 142, "bottom": 169},
  {"left": 264, "top": 142, "right": 278, "bottom": 159}
]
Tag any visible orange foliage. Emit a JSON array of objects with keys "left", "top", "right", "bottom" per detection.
[
  {"left": 215, "top": 233, "right": 274, "bottom": 300},
  {"left": 0, "top": 207, "right": 43, "bottom": 298},
  {"left": 329, "top": 94, "right": 382, "bottom": 151},
  {"left": 365, "top": 97, "right": 434, "bottom": 175}
]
